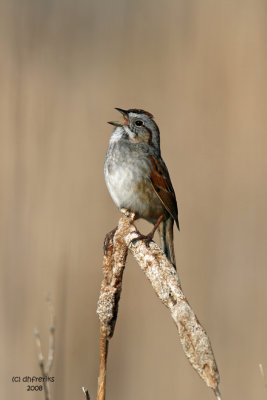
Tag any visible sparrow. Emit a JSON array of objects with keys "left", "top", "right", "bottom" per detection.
[{"left": 104, "top": 108, "right": 179, "bottom": 267}]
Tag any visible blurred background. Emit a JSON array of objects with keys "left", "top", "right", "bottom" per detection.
[{"left": 0, "top": 0, "right": 266, "bottom": 399}]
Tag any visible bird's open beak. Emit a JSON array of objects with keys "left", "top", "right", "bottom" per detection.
[
  {"left": 107, "top": 108, "right": 129, "bottom": 127},
  {"left": 107, "top": 121, "right": 123, "bottom": 127},
  {"left": 115, "top": 108, "right": 128, "bottom": 116}
]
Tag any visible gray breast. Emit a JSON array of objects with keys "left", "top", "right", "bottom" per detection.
[{"left": 104, "top": 140, "right": 164, "bottom": 221}]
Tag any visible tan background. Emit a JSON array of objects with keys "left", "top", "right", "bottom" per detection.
[{"left": 1, "top": 0, "right": 267, "bottom": 399}]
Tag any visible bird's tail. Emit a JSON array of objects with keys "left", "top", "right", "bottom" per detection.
[{"left": 158, "top": 217, "right": 176, "bottom": 269}]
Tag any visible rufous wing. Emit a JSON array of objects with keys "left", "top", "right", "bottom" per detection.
[{"left": 149, "top": 155, "right": 180, "bottom": 230}]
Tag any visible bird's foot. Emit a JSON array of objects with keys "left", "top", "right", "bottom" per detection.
[
  {"left": 130, "top": 231, "right": 154, "bottom": 248},
  {"left": 104, "top": 227, "right": 117, "bottom": 254},
  {"left": 130, "top": 215, "right": 165, "bottom": 248}
]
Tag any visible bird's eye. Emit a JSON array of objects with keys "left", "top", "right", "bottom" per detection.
[{"left": 135, "top": 120, "right": 143, "bottom": 127}]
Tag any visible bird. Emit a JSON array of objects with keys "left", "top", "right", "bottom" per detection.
[{"left": 104, "top": 108, "right": 179, "bottom": 267}]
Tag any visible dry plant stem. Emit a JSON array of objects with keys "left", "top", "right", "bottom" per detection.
[
  {"left": 97, "top": 325, "right": 109, "bottom": 400},
  {"left": 96, "top": 225, "right": 128, "bottom": 400},
  {"left": 97, "top": 225, "right": 128, "bottom": 338},
  {"left": 214, "top": 386, "right": 222, "bottom": 400},
  {"left": 97, "top": 210, "right": 221, "bottom": 397},
  {"left": 114, "top": 210, "right": 220, "bottom": 395},
  {"left": 46, "top": 301, "right": 55, "bottom": 373},
  {"left": 34, "top": 300, "right": 56, "bottom": 400},
  {"left": 82, "top": 386, "right": 91, "bottom": 400},
  {"left": 259, "top": 363, "right": 267, "bottom": 389},
  {"left": 34, "top": 330, "right": 50, "bottom": 400}
]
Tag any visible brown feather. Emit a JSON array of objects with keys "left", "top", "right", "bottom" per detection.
[{"left": 149, "top": 155, "right": 179, "bottom": 230}]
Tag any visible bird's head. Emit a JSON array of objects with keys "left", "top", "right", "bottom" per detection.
[{"left": 108, "top": 108, "right": 160, "bottom": 152}]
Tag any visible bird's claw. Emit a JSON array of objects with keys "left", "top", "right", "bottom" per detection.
[{"left": 130, "top": 233, "right": 154, "bottom": 248}]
